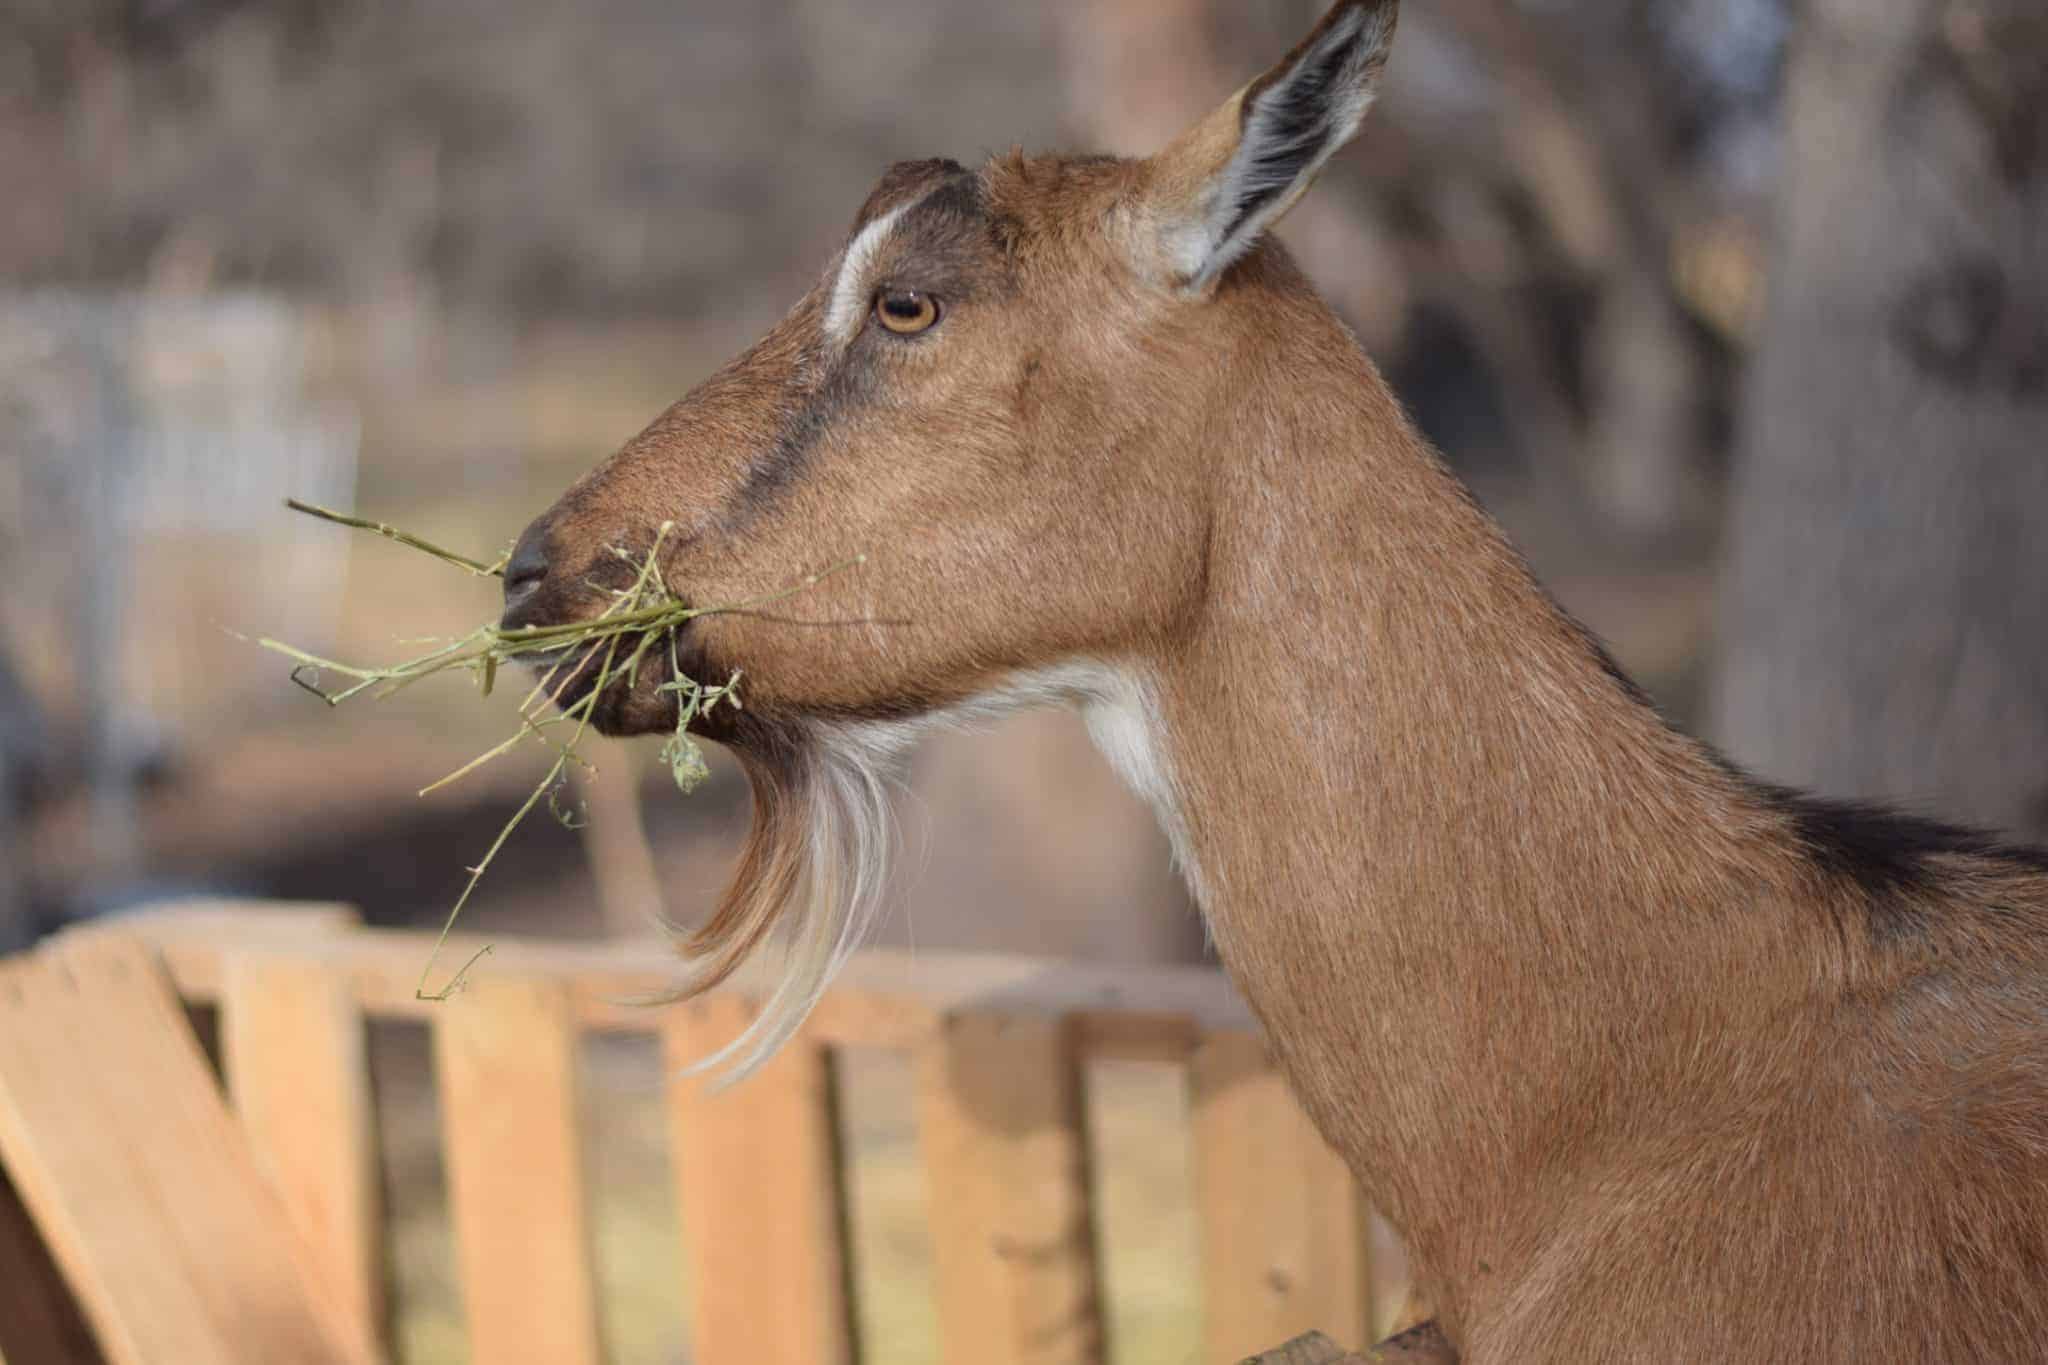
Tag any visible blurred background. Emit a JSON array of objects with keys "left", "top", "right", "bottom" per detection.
[{"left": 1, "top": 0, "right": 2042, "bottom": 1359}]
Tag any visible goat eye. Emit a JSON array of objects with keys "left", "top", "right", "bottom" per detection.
[{"left": 875, "top": 289, "right": 939, "bottom": 335}]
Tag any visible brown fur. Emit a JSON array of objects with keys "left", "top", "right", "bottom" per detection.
[{"left": 506, "top": 2, "right": 2048, "bottom": 1356}]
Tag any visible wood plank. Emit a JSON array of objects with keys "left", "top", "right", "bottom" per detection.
[
  {"left": 222, "top": 950, "right": 384, "bottom": 1351},
  {"left": 917, "top": 1012, "right": 1104, "bottom": 1365},
  {"left": 72, "top": 901, "right": 362, "bottom": 949},
  {"left": 432, "top": 974, "right": 602, "bottom": 1365},
  {"left": 1193, "top": 1032, "right": 1374, "bottom": 1364},
  {"left": 0, "top": 1159, "right": 103, "bottom": 1364},
  {"left": 116, "top": 904, "right": 1256, "bottom": 1050},
  {"left": 0, "top": 935, "right": 374, "bottom": 1365},
  {"left": 665, "top": 995, "right": 854, "bottom": 1365}
]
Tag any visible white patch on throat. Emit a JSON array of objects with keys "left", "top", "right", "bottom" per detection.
[
  {"left": 1072, "top": 670, "right": 1205, "bottom": 906},
  {"left": 692, "top": 659, "right": 1202, "bottom": 1080},
  {"left": 825, "top": 202, "right": 912, "bottom": 347},
  {"left": 838, "top": 659, "right": 1205, "bottom": 906}
]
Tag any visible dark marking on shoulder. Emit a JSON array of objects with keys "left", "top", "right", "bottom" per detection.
[{"left": 1747, "top": 779, "right": 2048, "bottom": 942}]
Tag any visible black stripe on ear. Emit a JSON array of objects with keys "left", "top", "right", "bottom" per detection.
[
  {"left": 1224, "top": 28, "right": 1357, "bottom": 241},
  {"left": 1215, "top": 0, "right": 1396, "bottom": 258}
]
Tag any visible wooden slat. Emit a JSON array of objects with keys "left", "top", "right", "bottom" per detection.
[
  {"left": 666, "top": 996, "right": 854, "bottom": 1365},
  {"left": 432, "top": 975, "right": 601, "bottom": 1365},
  {"left": 0, "top": 934, "right": 374, "bottom": 1365},
  {"left": 1193, "top": 1032, "right": 1374, "bottom": 1363},
  {"left": 917, "top": 1012, "right": 1104, "bottom": 1365},
  {"left": 73, "top": 901, "right": 362, "bottom": 951},
  {"left": 222, "top": 950, "right": 384, "bottom": 1350},
  {"left": 0, "top": 1159, "right": 103, "bottom": 1364},
  {"left": 116, "top": 903, "right": 1256, "bottom": 1051}
]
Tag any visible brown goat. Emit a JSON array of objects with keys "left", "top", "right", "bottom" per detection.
[{"left": 502, "top": 1, "right": 2048, "bottom": 1357}]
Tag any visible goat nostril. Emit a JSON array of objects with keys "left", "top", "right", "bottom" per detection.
[{"left": 502, "top": 523, "right": 551, "bottom": 600}]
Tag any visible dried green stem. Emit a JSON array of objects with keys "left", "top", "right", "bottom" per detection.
[
  {"left": 286, "top": 498, "right": 508, "bottom": 577},
  {"left": 260, "top": 501, "right": 863, "bottom": 1000}
]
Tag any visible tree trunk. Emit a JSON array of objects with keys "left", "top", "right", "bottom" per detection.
[{"left": 1714, "top": 0, "right": 2048, "bottom": 841}]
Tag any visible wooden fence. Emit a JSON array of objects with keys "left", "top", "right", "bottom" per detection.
[{"left": 8, "top": 901, "right": 1395, "bottom": 1364}]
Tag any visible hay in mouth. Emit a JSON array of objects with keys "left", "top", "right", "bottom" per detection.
[{"left": 254, "top": 499, "right": 858, "bottom": 1006}]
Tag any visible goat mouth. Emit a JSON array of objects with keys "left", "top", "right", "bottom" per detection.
[
  {"left": 511, "top": 630, "right": 675, "bottom": 738},
  {"left": 512, "top": 617, "right": 748, "bottom": 743}
]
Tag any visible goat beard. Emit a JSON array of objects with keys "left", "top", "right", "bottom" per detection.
[{"left": 648, "top": 712, "right": 904, "bottom": 1079}]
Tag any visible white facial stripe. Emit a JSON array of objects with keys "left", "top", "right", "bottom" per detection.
[{"left": 825, "top": 202, "right": 913, "bottom": 346}]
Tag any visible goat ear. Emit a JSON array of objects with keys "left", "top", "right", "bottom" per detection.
[{"left": 1135, "top": 0, "right": 1396, "bottom": 294}]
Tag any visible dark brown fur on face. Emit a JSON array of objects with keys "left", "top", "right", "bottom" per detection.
[{"left": 510, "top": 2, "right": 2048, "bottom": 1357}]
